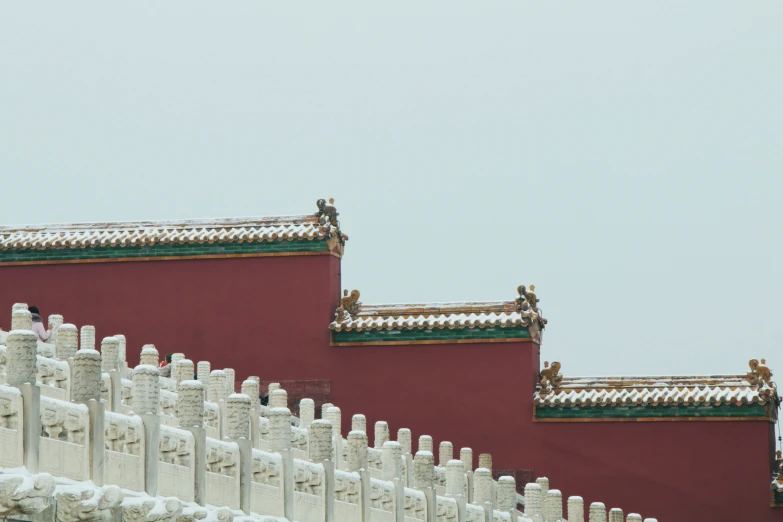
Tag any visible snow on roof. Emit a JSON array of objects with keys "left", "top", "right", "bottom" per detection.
[
  {"left": 0, "top": 200, "right": 346, "bottom": 251},
  {"left": 534, "top": 374, "right": 777, "bottom": 408}
]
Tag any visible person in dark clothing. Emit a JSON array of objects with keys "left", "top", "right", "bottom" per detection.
[{"left": 28, "top": 306, "right": 52, "bottom": 342}]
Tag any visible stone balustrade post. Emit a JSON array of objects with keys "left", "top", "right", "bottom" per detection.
[
  {"left": 474, "top": 468, "right": 493, "bottom": 507},
  {"left": 567, "top": 496, "right": 584, "bottom": 522},
  {"left": 11, "top": 302, "right": 28, "bottom": 312},
  {"left": 497, "top": 476, "right": 517, "bottom": 513},
  {"left": 439, "top": 441, "right": 453, "bottom": 467},
  {"left": 6, "top": 330, "right": 40, "bottom": 473},
  {"left": 299, "top": 398, "right": 315, "bottom": 429},
  {"left": 48, "top": 314, "right": 63, "bottom": 348},
  {"left": 589, "top": 502, "right": 607, "bottom": 522},
  {"left": 113, "top": 334, "right": 127, "bottom": 375},
  {"left": 418, "top": 435, "right": 433, "bottom": 453},
  {"left": 11, "top": 309, "right": 32, "bottom": 330},
  {"left": 178, "top": 380, "right": 207, "bottom": 506},
  {"left": 608, "top": 508, "right": 624, "bottom": 522},
  {"left": 347, "top": 430, "right": 368, "bottom": 472},
  {"left": 524, "top": 483, "right": 542, "bottom": 521},
  {"left": 397, "top": 428, "right": 413, "bottom": 486},
  {"left": 325, "top": 406, "right": 342, "bottom": 467},
  {"left": 242, "top": 380, "right": 261, "bottom": 447},
  {"left": 269, "top": 407, "right": 292, "bottom": 452},
  {"left": 196, "top": 361, "right": 210, "bottom": 385},
  {"left": 208, "top": 370, "right": 227, "bottom": 435},
  {"left": 309, "top": 419, "right": 334, "bottom": 462},
  {"left": 445, "top": 459, "right": 466, "bottom": 496},
  {"left": 459, "top": 448, "right": 473, "bottom": 502},
  {"left": 642, "top": 518, "right": 658, "bottom": 522},
  {"left": 226, "top": 393, "right": 252, "bottom": 512},
  {"left": 382, "top": 441, "right": 403, "bottom": 481},
  {"left": 374, "top": 421, "right": 390, "bottom": 448},
  {"left": 351, "top": 414, "right": 366, "bottom": 433},
  {"left": 133, "top": 365, "right": 160, "bottom": 496},
  {"left": 270, "top": 389, "right": 288, "bottom": 408},
  {"left": 175, "top": 359, "right": 195, "bottom": 384},
  {"left": 101, "top": 336, "right": 121, "bottom": 411},
  {"left": 546, "top": 490, "right": 564, "bottom": 522},
  {"left": 478, "top": 453, "right": 492, "bottom": 472},
  {"left": 223, "top": 368, "right": 235, "bottom": 396},
  {"left": 71, "top": 347, "right": 105, "bottom": 486},
  {"left": 56, "top": 324, "right": 78, "bottom": 360},
  {"left": 80, "top": 325, "right": 96, "bottom": 351},
  {"left": 319, "top": 401, "right": 332, "bottom": 418},
  {"left": 139, "top": 345, "right": 159, "bottom": 366},
  {"left": 626, "top": 514, "right": 642, "bottom": 522},
  {"left": 413, "top": 451, "right": 436, "bottom": 522},
  {"left": 170, "top": 352, "right": 185, "bottom": 366}
]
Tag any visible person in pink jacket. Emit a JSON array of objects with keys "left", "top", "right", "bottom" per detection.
[{"left": 28, "top": 306, "right": 52, "bottom": 342}]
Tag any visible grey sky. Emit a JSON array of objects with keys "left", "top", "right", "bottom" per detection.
[{"left": 1, "top": 3, "right": 781, "bottom": 376}]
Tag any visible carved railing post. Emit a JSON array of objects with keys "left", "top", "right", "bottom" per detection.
[
  {"left": 241, "top": 379, "right": 261, "bottom": 447},
  {"left": 133, "top": 364, "right": 160, "bottom": 496},
  {"left": 626, "top": 514, "right": 642, "bottom": 522},
  {"left": 460, "top": 448, "right": 473, "bottom": 503},
  {"left": 382, "top": 441, "right": 403, "bottom": 481},
  {"left": 208, "top": 370, "right": 227, "bottom": 437},
  {"left": 226, "top": 393, "right": 252, "bottom": 513},
  {"left": 196, "top": 360, "right": 210, "bottom": 385},
  {"left": 608, "top": 507, "right": 624, "bottom": 522},
  {"left": 375, "top": 420, "right": 390, "bottom": 448},
  {"left": 446, "top": 459, "right": 466, "bottom": 496},
  {"left": 397, "top": 428, "right": 413, "bottom": 487},
  {"left": 270, "top": 388, "right": 288, "bottom": 408},
  {"left": 325, "top": 406, "right": 342, "bottom": 468},
  {"left": 474, "top": 468, "right": 493, "bottom": 508},
  {"left": 48, "top": 314, "right": 63, "bottom": 349},
  {"left": 524, "top": 483, "right": 542, "bottom": 521},
  {"left": 6, "top": 330, "right": 40, "bottom": 473},
  {"left": 300, "top": 398, "right": 315, "bottom": 429},
  {"left": 269, "top": 406, "right": 293, "bottom": 520},
  {"left": 175, "top": 359, "right": 195, "bottom": 384},
  {"left": 101, "top": 336, "right": 120, "bottom": 411},
  {"left": 413, "top": 451, "right": 436, "bottom": 522},
  {"left": 114, "top": 334, "right": 127, "bottom": 376},
  {"left": 71, "top": 347, "right": 104, "bottom": 485},
  {"left": 56, "top": 324, "right": 78, "bottom": 360},
  {"left": 223, "top": 367, "right": 235, "bottom": 396},
  {"left": 139, "top": 345, "right": 159, "bottom": 366},
  {"left": 537, "top": 477, "right": 550, "bottom": 518},
  {"left": 589, "top": 502, "right": 607, "bottom": 522},
  {"left": 568, "top": 496, "right": 585, "bottom": 522},
  {"left": 418, "top": 435, "right": 433, "bottom": 453},
  {"left": 178, "top": 380, "right": 206, "bottom": 506},
  {"left": 347, "top": 430, "right": 368, "bottom": 472},
  {"left": 497, "top": 476, "right": 517, "bottom": 514},
  {"left": 351, "top": 413, "right": 366, "bottom": 433},
  {"left": 439, "top": 441, "right": 453, "bottom": 467},
  {"left": 80, "top": 325, "right": 95, "bottom": 351},
  {"left": 479, "top": 453, "right": 492, "bottom": 472},
  {"left": 547, "top": 489, "right": 564, "bottom": 522},
  {"left": 11, "top": 309, "right": 32, "bottom": 330},
  {"left": 309, "top": 419, "right": 333, "bottom": 462}
]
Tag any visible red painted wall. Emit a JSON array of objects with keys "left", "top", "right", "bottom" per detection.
[{"left": 1, "top": 256, "right": 779, "bottom": 522}]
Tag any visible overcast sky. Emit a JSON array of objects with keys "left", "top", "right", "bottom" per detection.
[{"left": 1, "top": 3, "right": 781, "bottom": 377}]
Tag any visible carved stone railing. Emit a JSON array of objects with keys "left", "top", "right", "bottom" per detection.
[{"left": 0, "top": 304, "right": 658, "bottom": 522}]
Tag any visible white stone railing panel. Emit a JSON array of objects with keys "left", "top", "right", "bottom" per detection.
[
  {"left": 291, "top": 425, "right": 308, "bottom": 460},
  {"left": 158, "top": 425, "right": 196, "bottom": 502},
  {"left": 403, "top": 488, "right": 427, "bottom": 522},
  {"left": 334, "top": 470, "right": 361, "bottom": 522},
  {"left": 492, "top": 510, "right": 511, "bottom": 522},
  {"left": 466, "top": 504, "right": 486, "bottom": 522},
  {"left": 250, "top": 448, "right": 285, "bottom": 517},
  {"left": 255, "top": 416, "right": 270, "bottom": 451},
  {"left": 433, "top": 466, "right": 447, "bottom": 496},
  {"left": 39, "top": 397, "right": 90, "bottom": 481},
  {"left": 293, "top": 459, "right": 326, "bottom": 522},
  {"left": 36, "top": 341, "right": 55, "bottom": 359},
  {"left": 100, "top": 372, "right": 111, "bottom": 408},
  {"left": 436, "top": 496, "right": 458, "bottom": 522},
  {"left": 160, "top": 389, "right": 178, "bottom": 427},
  {"left": 204, "top": 401, "right": 220, "bottom": 439},
  {"left": 104, "top": 411, "right": 145, "bottom": 492},
  {"left": 367, "top": 447, "right": 383, "bottom": 479},
  {"left": 369, "top": 478, "right": 395, "bottom": 522},
  {"left": 205, "top": 437, "right": 240, "bottom": 509},
  {"left": 36, "top": 355, "right": 70, "bottom": 401},
  {"left": 0, "top": 384, "right": 23, "bottom": 468},
  {"left": 119, "top": 378, "right": 133, "bottom": 413},
  {"left": 0, "top": 345, "right": 8, "bottom": 383}
]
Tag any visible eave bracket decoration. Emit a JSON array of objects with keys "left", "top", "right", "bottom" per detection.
[
  {"left": 539, "top": 361, "right": 562, "bottom": 393},
  {"left": 335, "top": 289, "right": 361, "bottom": 321}
]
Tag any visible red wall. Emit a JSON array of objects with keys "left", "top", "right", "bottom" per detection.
[{"left": 1, "top": 256, "right": 780, "bottom": 522}]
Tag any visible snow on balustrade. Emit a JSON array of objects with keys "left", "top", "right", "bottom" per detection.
[
  {"left": 250, "top": 449, "right": 285, "bottom": 517},
  {"left": 104, "top": 411, "right": 145, "bottom": 491},
  {"left": 39, "top": 397, "right": 90, "bottom": 481},
  {"left": 369, "top": 478, "right": 395, "bottom": 522},
  {"left": 334, "top": 470, "right": 361, "bottom": 522},
  {"left": 0, "top": 303, "right": 657, "bottom": 522},
  {"left": 206, "top": 437, "right": 240, "bottom": 509},
  {"left": 292, "top": 459, "right": 326, "bottom": 522},
  {"left": 159, "top": 425, "right": 196, "bottom": 502}
]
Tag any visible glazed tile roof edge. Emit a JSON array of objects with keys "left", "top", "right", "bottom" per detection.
[
  {"left": 534, "top": 373, "right": 778, "bottom": 408},
  {"left": 329, "top": 300, "right": 543, "bottom": 331}
]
